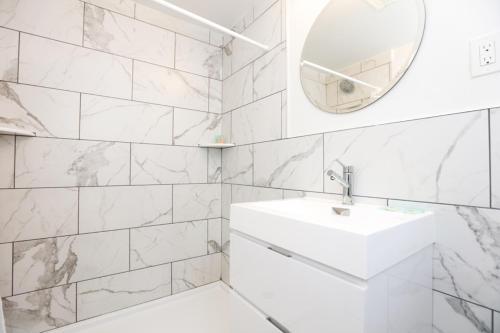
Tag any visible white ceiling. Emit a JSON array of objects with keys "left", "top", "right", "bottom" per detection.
[{"left": 166, "top": 0, "right": 255, "bottom": 27}]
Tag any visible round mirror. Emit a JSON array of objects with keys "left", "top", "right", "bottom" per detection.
[{"left": 300, "top": 0, "right": 425, "bottom": 114}]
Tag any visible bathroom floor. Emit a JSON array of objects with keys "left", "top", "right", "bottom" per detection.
[{"left": 51, "top": 283, "right": 233, "bottom": 333}]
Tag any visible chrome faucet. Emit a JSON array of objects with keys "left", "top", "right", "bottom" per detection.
[{"left": 326, "top": 160, "right": 353, "bottom": 205}]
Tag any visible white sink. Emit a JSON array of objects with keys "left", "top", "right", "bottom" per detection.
[{"left": 230, "top": 198, "right": 435, "bottom": 279}]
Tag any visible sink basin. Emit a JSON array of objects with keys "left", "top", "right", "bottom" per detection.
[{"left": 230, "top": 198, "right": 435, "bottom": 279}]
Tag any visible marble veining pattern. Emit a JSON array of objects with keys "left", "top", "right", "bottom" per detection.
[
  {"left": 3, "top": 284, "right": 76, "bottom": 333},
  {"left": 84, "top": 4, "right": 175, "bottom": 68},
  {"left": 208, "top": 79, "right": 223, "bottom": 113},
  {"left": 0, "top": 0, "right": 83, "bottom": 45},
  {"left": 79, "top": 185, "right": 173, "bottom": 233},
  {"left": 173, "top": 109, "right": 222, "bottom": 146},
  {"left": 254, "top": 134, "right": 324, "bottom": 191},
  {"left": 208, "top": 148, "right": 222, "bottom": 183},
  {"left": 131, "top": 144, "right": 207, "bottom": 185},
  {"left": 231, "top": 92, "right": 282, "bottom": 145},
  {"left": 324, "top": 111, "right": 490, "bottom": 206},
  {"left": 77, "top": 264, "right": 172, "bottom": 320},
  {"left": 19, "top": 34, "right": 133, "bottom": 100},
  {"left": 492, "top": 108, "right": 500, "bottom": 208},
  {"left": 15, "top": 137, "right": 130, "bottom": 188},
  {"left": 173, "top": 184, "right": 221, "bottom": 222},
  {"left": 0, "top": 243, "right": 12, "bottom": 297},
  {"left": 0, "top": 27, "right": 19, "bottom": 82},
  {"left": 231, "top": 184, "right": 283, "bottom": 204},
  {"left": 80, "top": 94, "right": 173, "bottom": 145},
  {"left": 433, "top": 291, "right": 492, "bottom": 333},
  {"left": 0, "top": 188, "right": 78, "bottom": 243},
  {"left": 133, "top": 61, "right": 209, "bottom": 111},
  {"left": 172, "top": 253, "right": 221, "bottom": 293},
  {"left": 84, "top": 0, "right": 135, "bottom": 17},
  {"left": 253, "top": 43, "right": 286, "bottom": 100},
  {"left": 175, "top": 34, "right": 222, "bottom": 79},
  {"left": 0, "top": 135, "right": 15, "bottom": 188},
  {"left": 130, "top": 221, "right": 207, "bottom": 269},
  {"left": 222, "top": 145, "right": 254, "bottom": 185},
  {"left": 13, "top": 230, "right": 129, "bottom": 294},
  {"left": 221, "top": 184, "right": 231, "bottom": 219},
  {"left": 222, "top": 64, "right": 253, "bottom": 112},
  {"left": 208, "top": 218, "right": 222, "bottom": 254},
  {"left": 0, "top": 82, "right": 80, "bottom": 139}
]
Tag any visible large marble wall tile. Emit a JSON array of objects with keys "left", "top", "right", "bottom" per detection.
[
  {"left": 15, "top": 137, "right": 130, "bottom": 188},
  {"left": 13, "top": 230, "right": 129, "bottom": 294},
  {"left": 77, "top": 264, "right": 172, "bottom": 320},
  {"left": 324, "top": 111, "right": 490, "bottom": 206},
  {"left": 208, "top": 148, "right": 222, "bottom": 183},
  {"left": 0, "top": 243, "right": 12, "bottom": 297},
  {"left": 173, "top": 109, "right": 222, "bottom": 146},
  {"left": 495, "top": 312, "right": 499, "bottom": 333},
  {"left": 84, "top": 5, "right": 175, "bottom": 68},
  {"left": 221, "top": 252, "right": 230, "bottom": 285},
  {"left": 19, "top": 34, "right": 132, "bottom": 99},
  {"left": 222, "top": 65, "right": 253, "bottom": 112},
  {"left": 172, "top": 253, "right": 221, "bottom": 294},
  {"left": 79, "top": 185, "right": 172, "bottom": 233},
  {"left": 253, "top": 43, "right": 286, "bottom": 101},
  {"left": 0, "top": 135, "right": 14, "bottom": 188},
  {"left": 131, "top": 144, "right": 207, "bottom": 184},
  {"left": 492, "top": 108, "right": 500, "bottom": 208},
  {"left": 175, "top": 35, "right": 222, "bottom": 79},
  {"left": 281, "top": 90, "right": 287, "bottom": 138},
  {"left": 0, "top": 27, "right": 18, "bottom": 82},
  {"left": 222, "top": 44, "right": 232, "bottom": 80},
  {"left": 254, "top": 0, "right": 279, "bottom": 19},
  {"left": 130, "top": 221, "right": 207, "bottom": 269},
  {"left": 133, "top": 61, "right": 209, "bottom": 111},
  {"left": 222, "top": 184, "right": 231, "bottom": 219},
  {"left": 389, "top": 200, "right": 500, "bottom": 311},
  {"left": 3, "top": 284, "right": 76, "bottom": 333},
  {"left": 208, "top": 218, "right": 222, "bottom": 254},
  {"left": 231, "top": 93, "right": 282, "bottom": 145},
  {"left": 221, "top": 112, "right": 232, "bottom": 143},
  {"left": 80, "top": 94, "right": 173, "bottom": 144},
  {"left": 433, "top": 291, "right": 492, "bottom": 333},
  {"left": 231, "top": 185, "right": 283, "bottom": 204},
  {"left": 254, "top": 134, "right": 323, "bottom": 191},
  {"left": 0, "top": 82, "right": 80, "bottom": 139},
  {"left": 135, "top": 4, "right": 210, "bottom": 43},
  {"left": 0, "top": 188, "right": 78, "bottom": 243},
  {"left": 209, "top": 79, "right": 222, "bottom": 114},
  {"left": 0, "top": 0, "right": 83, "bottom": 45},
  {"left": 222, "top": 219, "right": 230, "bottom": 256},
  {"left": 222, "top": 145, "right": 253, "bottom": 185},
  {"left": 230, "top": 1, "right": 281, "bottom": 73},
  {"left": 85, "top": 0, "right": 135, "bottom": 18},
  {"left": 173, "top": 184, "right": 221, "bottom": 222}
]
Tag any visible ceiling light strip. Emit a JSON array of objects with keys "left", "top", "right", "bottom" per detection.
[
  {"left": 301, "top": 60, "right": 381, "bottom": 91},
  {"left": 141, "top": 0, "right": 270, "bottom": 50}
]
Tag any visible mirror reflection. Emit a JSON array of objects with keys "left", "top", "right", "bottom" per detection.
[{"left": 300, "top": 0, "right": 426, "bottom": 114}]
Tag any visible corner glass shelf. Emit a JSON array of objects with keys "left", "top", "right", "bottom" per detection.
[
  {"left": 198, "top": 143, "right": 236, "bottom": 148},
  {"left": 0, "top": 126, "right": 36, "bottom": 137}
]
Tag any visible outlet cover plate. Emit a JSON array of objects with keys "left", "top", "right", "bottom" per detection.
[{"left": 470, "top": 32, "right": 500, "bottom": 77}]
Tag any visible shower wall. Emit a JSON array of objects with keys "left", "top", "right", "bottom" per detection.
[
  {"left": 220, "top": 1, "right": 500, "bottom": 333},
  {"left": 0, "top": 0, "right": 224, "bottom": 332}
]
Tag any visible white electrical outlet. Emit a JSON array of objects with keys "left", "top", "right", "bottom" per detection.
[{"left": 470, "top": 32, "right": 500, "bottom": 77}]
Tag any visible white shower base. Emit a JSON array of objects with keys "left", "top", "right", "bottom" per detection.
[{"left": 52, "top": 282, "right": 277, "bottom": 333}]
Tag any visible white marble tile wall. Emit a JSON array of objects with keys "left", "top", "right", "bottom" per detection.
[
  {"left": 222, "top": 64, "right": 253, "bottom": 112},
  {"left": 0, "top": 27, "right": 19, "bottom": 82},
  {"left": 253, "top": 43, "right": 286, "bottom": 100},
  {"left": 19, "top": 34, "right": 133, "bottom": 99},
  {"left": 79, "top": 185, "right": 173, "bottom": 232},
  {"left": 172, "top": 253, "right": 221, "bottom": 294},
  {"left": 0, "top": 82, "right": 80, "bottom": 139},
  {"left": 84, "top": 4, "right": 175, "bottom": 68},
  {"left": 80, "top": 94, "right": 173, "bottom": 144},
  {"left": 0, "top": 1, "right": 224, "bottom": 331},
  {"left": 495, "top": 312, "right": 499, "bottom": 333},
  {"left": 222, "top": 145, "right": 254, "bottom": 185},
  {"left": 0, "top": 0, "right": 83, "bottom": 45},
  {"left": 77, "top": 264, "right": 172, "bottom": 320},
  {"left": 130, "top": 221, "right": 207, "bottom": 269},
  {"left": 492, "top": 108, "right": 500, "bottom": 208}
]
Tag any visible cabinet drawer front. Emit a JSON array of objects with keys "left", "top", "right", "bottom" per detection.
[{"left": 230, "top": 233, "right": 367, "bottom": 333}]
